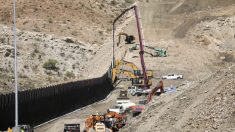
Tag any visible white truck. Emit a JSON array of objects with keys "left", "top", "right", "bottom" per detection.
[
  {"left": 108, "top": 99, "right": 135, "bottom": 114},
  {"left": 162, "top": 74, "right": 183, "bottom": 80},
  {"left": 108, "top": 105, "right": 125, "bottom": 114},
  {"left": 128, "top": 86, "right": 151, "bottom": 96}
]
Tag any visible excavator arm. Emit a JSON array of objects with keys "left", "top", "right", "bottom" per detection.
[
  {"left": 117, "top": 32, "right": 135, "bottom": 46},
  {"left": 147, "top": 81, "right": 164, "bottom": 102},
  {"left": 115, "top": 59, "right": 139, "bottom": 70},
  {"left": 115, "top": 59, "right": 153, "bottom": 78}
]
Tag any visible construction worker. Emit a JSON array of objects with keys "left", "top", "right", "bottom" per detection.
[{"left": 7, "top": 128, "right": 12, "bottom": 132}]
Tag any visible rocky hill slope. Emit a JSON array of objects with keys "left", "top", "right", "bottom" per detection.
[
  {"left": 0, "top": 0, "right": 135, "bottom": 93},
  {"left": 121, "top": 0, "right": 235, "bottom": 131}
]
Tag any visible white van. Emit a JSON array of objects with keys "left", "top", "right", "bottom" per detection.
[{"left": 116, "top": 99, "right": 135, "bottom": 111}]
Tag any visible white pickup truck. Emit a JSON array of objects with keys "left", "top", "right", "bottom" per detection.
[
  {"left": 128, "top": 86, "right": 151, "bottom": 96},
  {"left": 108, "top": 99, "right": 135, "bottom": 114},
  {"left": 108, "top": 105, "right": 125, "bottom": 114},
  {"left": 162, "top": 74, "right": 183, "bottom": 80}
]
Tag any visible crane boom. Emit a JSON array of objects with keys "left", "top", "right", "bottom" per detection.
[
  {"left": 112, "top": 5, "right": 149, "bottom": 89},
  {"left": 133, "top": 6, "right": 148, "bottom": 89}
]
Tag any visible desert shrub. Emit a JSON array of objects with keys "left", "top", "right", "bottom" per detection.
[
  {"left": 48, "top": 18, "right": 53, "bottom": 23},
  {"left": 43, "top": 59, "right": 59, "bottom": 71},
  {"left": 0, "top": 37, "right": 5, "bottom": 43},
  {"left": 65, "top": 71, "right": 75, "bottom": 78}
]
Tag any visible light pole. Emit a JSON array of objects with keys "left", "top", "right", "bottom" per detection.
[{"left": 12, "top": 0, "right": 21, "bottom": 131}]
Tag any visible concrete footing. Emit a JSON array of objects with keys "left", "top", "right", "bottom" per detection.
[{"left": 12, "top": 126, "right": 21, "bottom": 132}]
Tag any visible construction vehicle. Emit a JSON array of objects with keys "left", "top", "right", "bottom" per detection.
[
  {"left": 112, "top": 69, "right": 137, "bottom": 81},
  {"left": 85, "top": 114, "right": 105, "bottom": 132},
  {"left": 111, "top": 69, "right": 152, "bottom": 87},
  {"left": 129, "top": 44, "right": 167, "bottom": 57},
  {"left": 112, "top": 5, "right": 149, "bottom": 90},
  {"left": 115, "top": 99, "right": 135, "bottom": 112},
  {"left": 128, "top": 44, "right": 138, "bottom": 51},
  {"left": 118, "top": 90, "right": 128, "bottom": 99},
  {"left": 147, "top": 81, "right": 164, "bottom": 102},
  {"left": 111, "top": 59, "right": 153, "bottom": 88},
  {"left": 144, "top": 49, "right": 167, "bottom": 57},
  {"left": 128, "top": 99, "right": 147, "bottom": 117},
  {"left": 144, "top": 45, "right": 167, "bottom": 57},
  {"left": 105, "top": 111, "right": 127, "bottom": 131},
  {"left": 85, "top": 112, "right": 126, "bottom": 132},
  {"left": 162, "top": 73, "right": 183, "bottom": 80},
  {"left": 94, "top": 123, "right": 106, "bottom": 132},
  {"left": 128, "top": 86, "right": 151, "bottom": 96},
  {"left": 109, "top": 92, "right": 136, "bottom": 114},
  {"left": 64, "top": 124, "right": 80, "bottom": 132},
  {"left": 131, "top": 78, "right": 152, "bottom": 87},
  {"left": 108, "top": 105, "right": 125, "bottom": 114},
  {"left": 114, "top": 59, "right": 153, "bottom": 78},
  {"left": 117, "top": 32, "right": 135, "bottom": 46}
]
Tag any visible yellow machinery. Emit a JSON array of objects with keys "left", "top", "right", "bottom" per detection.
[
  {"left": 132, "top": 78, "right": 152, "bottom": 87},
  {"left": 111, "top": 68, "right": 137, "bottom": 83},
  {"left": 111, "top": 60, "right": 153, "bottom": 87},
  {"left": 115, "top": 59, "right": 153, "bottom": 78},
  {"left": 85, "top": 112, "right": 126, "bottom": 132},
  {"left": 112, "top": 69, "right": 152, "bottom": 87}
]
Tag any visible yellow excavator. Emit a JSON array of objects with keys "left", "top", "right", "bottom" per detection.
[
  {"left": 112, "top": 68, "right": 135, "bottom": 82},
  {"left": 117, "top": 32, "right": 135, "bottom": 46},
  {"left": 111, "top": 68, "right": 152, "bottom": 87},
  {"left": 115, "top": 59, "right": 153, "bottom": 78},
  {"left": 111, "top": 60, "right": 153, "bottom": 87}
]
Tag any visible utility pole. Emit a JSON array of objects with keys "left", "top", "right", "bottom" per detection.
[{"left": 12, "top": 0, "right": 21, "bottom": 131}]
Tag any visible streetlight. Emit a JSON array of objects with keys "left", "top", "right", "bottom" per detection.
[{"left": 12, "top": 0, "right": 20, "bottom": 131}]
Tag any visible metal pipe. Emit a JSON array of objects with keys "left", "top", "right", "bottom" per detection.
[
  {"left": 13, "top": 0, "right": 19, "bottom": 128},
  {"left": 112, "top": 23, "right": 115, "bottom": 68},
  {"left": 133, "top": 6, "right": 148, "bottom": 89},
  {"left": 112, "top": 5, "right": 148, "bottom": 89},
  {"left": 112, "top": 6, "right": 135, "bottom": 68}
]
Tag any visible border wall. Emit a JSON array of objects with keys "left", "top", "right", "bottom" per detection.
[{"left": 0, "top": 72, "right": 113, "bottom": 130}]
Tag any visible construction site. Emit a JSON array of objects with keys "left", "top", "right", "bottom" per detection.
[{"left": 0, "top": 0, "right": 235, "bottom": 132}]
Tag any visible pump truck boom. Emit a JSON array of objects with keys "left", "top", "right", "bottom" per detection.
[{"left": 112, "top": 5, "right": 149, "bottom": 89}]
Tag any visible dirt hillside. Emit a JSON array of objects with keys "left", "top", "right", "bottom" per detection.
[{"left": 0, "top": 0, "right": 134, "bottom": 93}]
